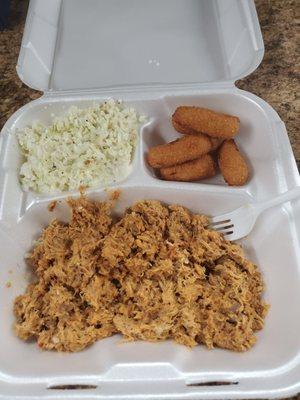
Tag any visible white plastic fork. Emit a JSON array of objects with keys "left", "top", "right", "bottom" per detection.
[{"left": 210, "top": 186, "right": 300, "bottom": 241}]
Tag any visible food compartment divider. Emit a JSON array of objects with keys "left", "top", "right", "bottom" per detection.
[{"left": 2, "top": 87, "right": 297, "bottom": 223}]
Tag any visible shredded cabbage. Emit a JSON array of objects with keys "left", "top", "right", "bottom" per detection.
[{"left": 17, "top": 99, "right": 144, "bottom": 193}]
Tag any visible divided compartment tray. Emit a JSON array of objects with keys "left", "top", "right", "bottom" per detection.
[
  {"left": 0, "top": 89, "right": 297, "bottom": 224},
  {"left": 0, "top": 0, "right": 300, "bottom": 398},
  {"left": 0, "top": 89, "right": 300, "bottom": 400}
]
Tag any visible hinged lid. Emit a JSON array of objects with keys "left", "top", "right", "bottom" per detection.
[{"left": 17, "top": 0, "right": 264, "bottom": 92}]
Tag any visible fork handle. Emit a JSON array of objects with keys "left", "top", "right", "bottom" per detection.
[{"left": 256, "top": 186, "right": 300, "bottom": 214}]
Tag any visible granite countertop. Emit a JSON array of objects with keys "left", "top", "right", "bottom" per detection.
[{"left": 0, "top": 1, "right": 299, "bottom": 398}]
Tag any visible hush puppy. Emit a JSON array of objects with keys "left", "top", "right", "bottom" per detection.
[
  {"left": 218, "top": 140, "right": 249, "bottom": 186},
  {"left": 147, "top": 134, "right": 217, "bottom": 169},
  {"left": 159, "top": 154, "right": 216, "bottom": 182},
  {"left": 172, "top": 106, "right": 239, "bottom": 139}
]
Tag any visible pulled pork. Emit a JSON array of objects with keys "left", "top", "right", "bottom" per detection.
[{"left": 14, "top": 196, "right": 268, "bottom": 352}]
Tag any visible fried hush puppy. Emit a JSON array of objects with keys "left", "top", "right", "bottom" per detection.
[
  {"left": 146, "top": 106, "right": 249, "bottom": 185},
  {"left": 172, "top": 106, "right": 240, "bottom": 139},
  {"left": 159, "top": 154, "right": 216, "bottom": 182},
  {"left": 218, "top": 139, "right": 249, "bottom": 186},
  {"left": 172, "top": 119, "right": 223, "bottom": 150},
  {"left": 147, "top": 134, "right": 218, "bottom": 169},
  {"left": 172, "top": 119, "right": 197, "bottom": 135}
]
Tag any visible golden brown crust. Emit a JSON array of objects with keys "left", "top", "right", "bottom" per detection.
[
  {"left": 147, "top": 134, "right": 215, "bottom": 169},
  {"left": 172, "top": 119, "right": 223, "bottom": 151},
  {"left": 159, "top": 154, "right": 217, "bottom": 182},
  {"left": 172, "top": 106, "right": 239, "bottom": 139},
  {"left": 172, "top": 119, "right": 198, "bottom": 135},
  {"left": 218, "top": 139, "right": 249, "bottom": 186},
  {"left": 210, "top": 137, "right": 224, "bottom": 151}
]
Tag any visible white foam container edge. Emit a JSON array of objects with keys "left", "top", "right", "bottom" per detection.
[{"left": 0, "top": 0, "right": 300, "bottom": 399}]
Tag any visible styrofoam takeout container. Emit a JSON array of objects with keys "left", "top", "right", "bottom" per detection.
[{"left": 0, "top": 0, "right": 299, "bottom": 399}]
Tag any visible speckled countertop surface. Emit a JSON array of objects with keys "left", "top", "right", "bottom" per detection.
[
  {"left": 0, "top": 0, "right": 299, "bottom": 172},
  {"left": 0, "top": 0, "right": 299, "bottom": 398}
]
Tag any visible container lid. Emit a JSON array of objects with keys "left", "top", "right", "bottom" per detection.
[{"left": 17, "top": 0, "right": 264, "bottom": 92}]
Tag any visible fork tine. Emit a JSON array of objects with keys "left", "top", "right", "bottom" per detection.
[
  {"left": 209, "top": 218, "right": 231, "bottom": 227},
  {"left": 210, "top": 213, "right": 232, "bottom": 224},
  {"left": 214, "top": 223, "right": 234, "bottom": 232},
  {"left": 223, "top": 230, "right": 234, "bottom": 237},
  {"left": 209, "top": 203, "right": 250, "bottom": 241}
]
